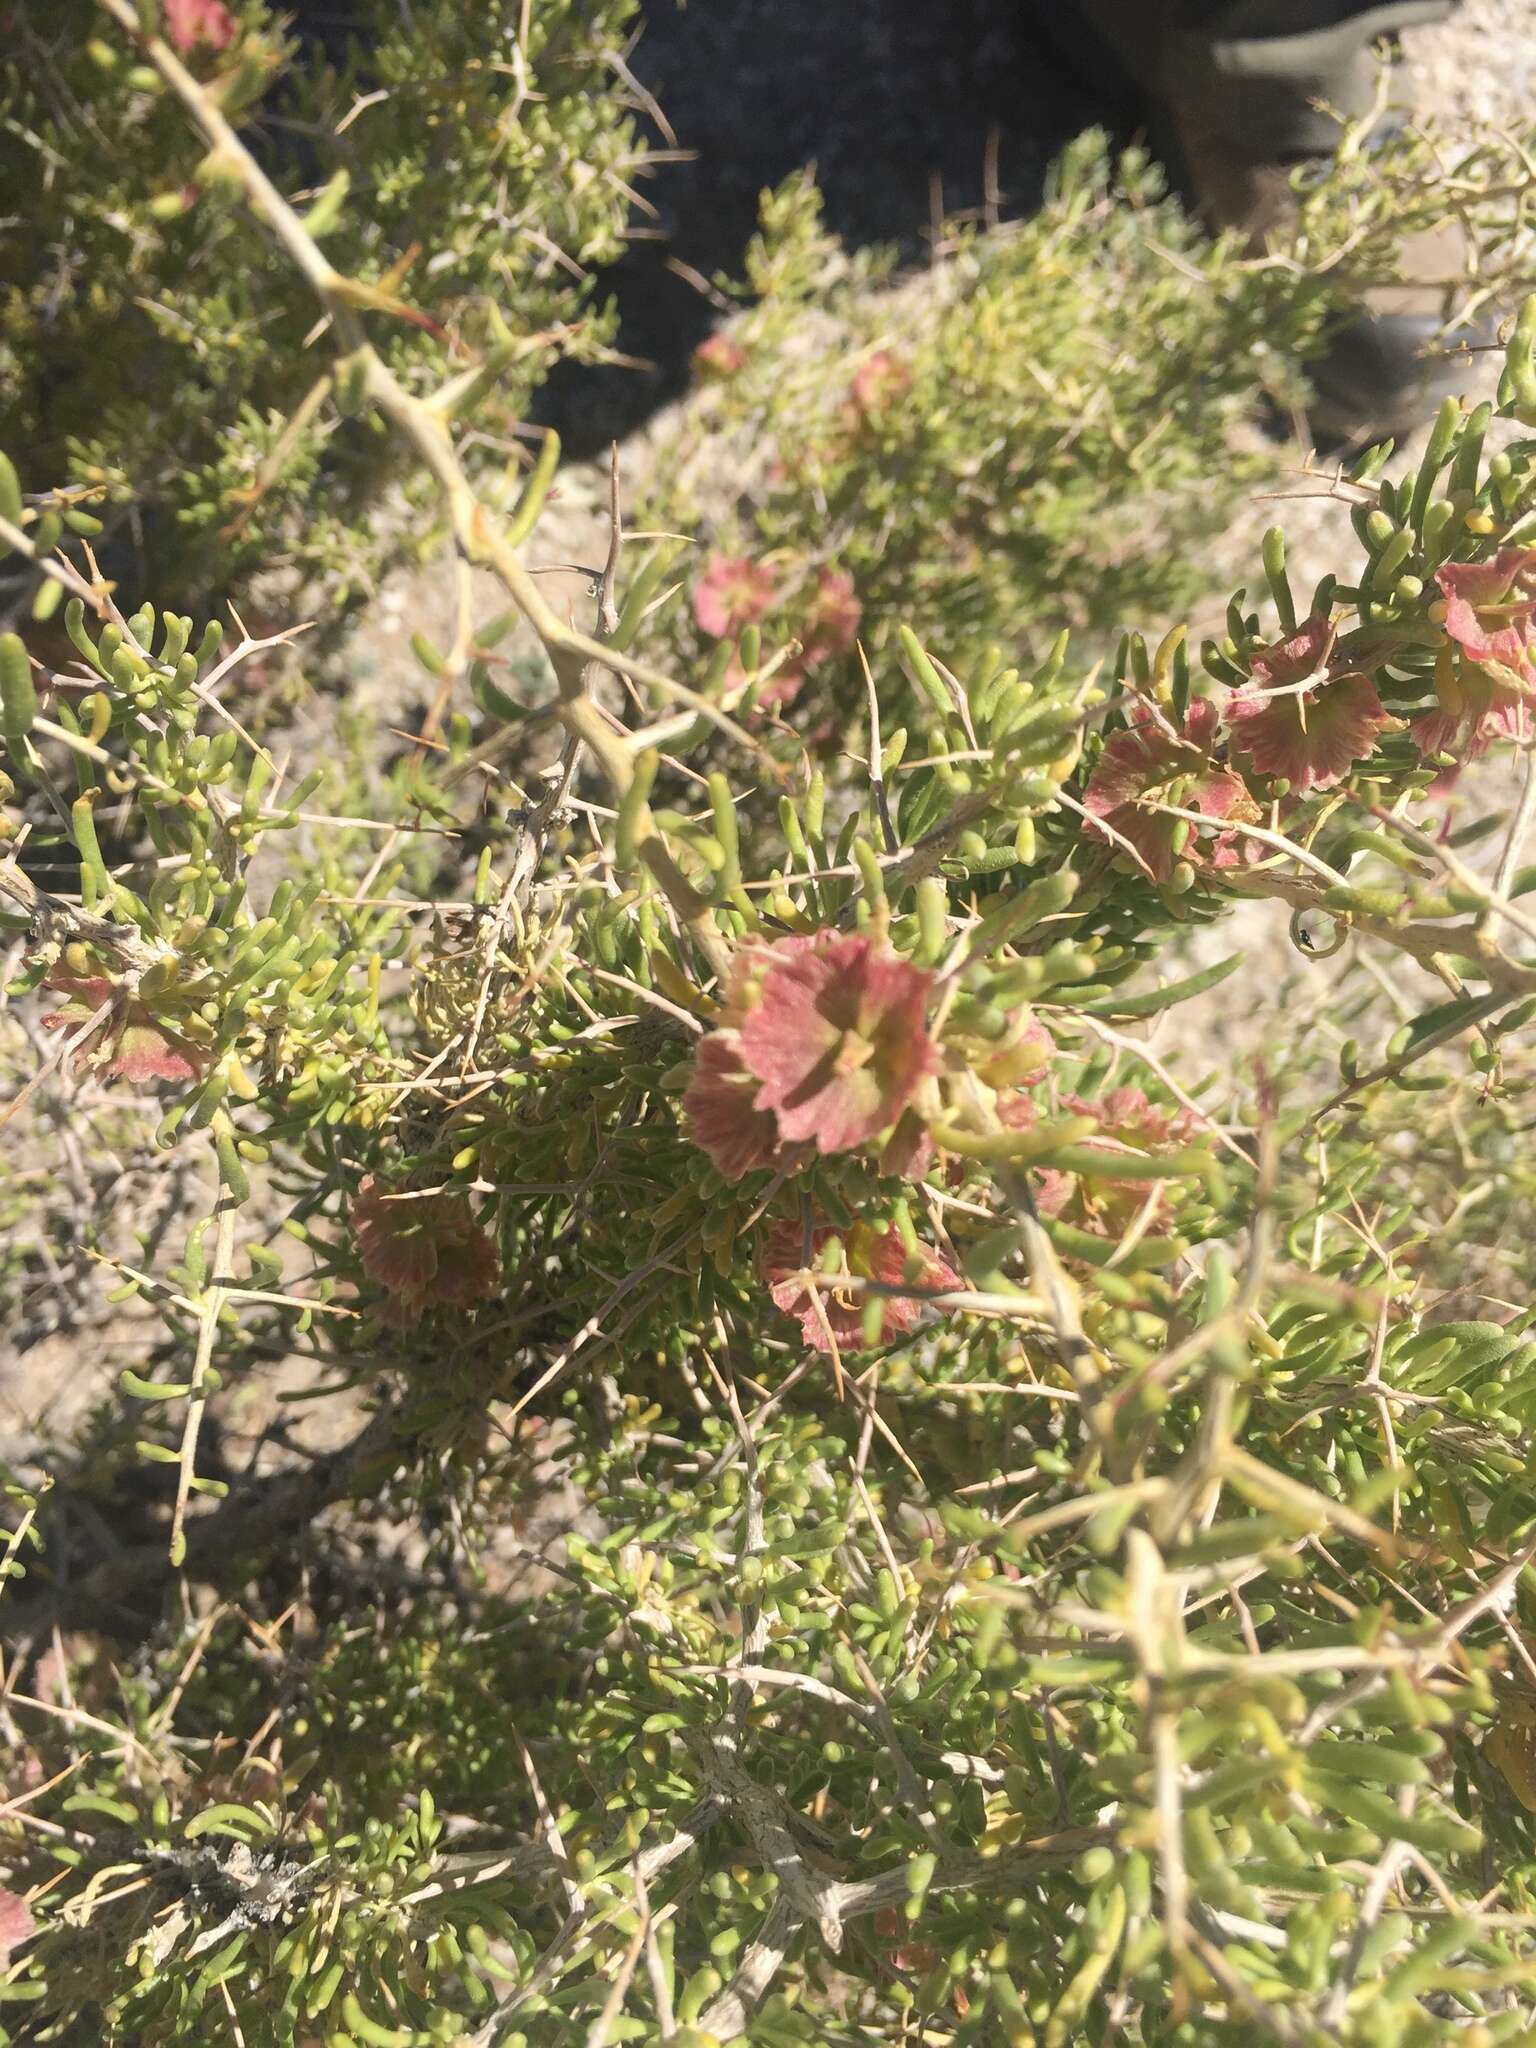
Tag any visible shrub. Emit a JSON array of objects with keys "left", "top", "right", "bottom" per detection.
[
  {"left": 7, "top": 9, "right": 1536, "bottom": 2047},
  {"left": 648, "top": 124, "right": 1536, "bottom": 727},
  {"left": 0, "top": 0, "right": 646, "bottom": 614}
]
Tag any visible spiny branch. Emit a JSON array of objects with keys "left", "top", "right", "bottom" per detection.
[{"left": 94, "top": 0, "right": 738, "bottom": 979}]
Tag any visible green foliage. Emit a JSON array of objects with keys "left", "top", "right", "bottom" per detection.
[
  {"left": 9, "top": 17, "right": 1536, "bottom": 2048},
  {"left": 0, "top": 0, "right": 644, "bottom": 609},
  {"left": 648, "top": 122, "right": 1536, "bottom": 724}
]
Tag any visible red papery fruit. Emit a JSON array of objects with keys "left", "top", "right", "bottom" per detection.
[
  {"left": 848, "top": 351, "right": 913, "bottom": 421},
  {"left": 1412, "top": 657, "right": 1535, "bottom": 762},
  {"left": 760, "top": 1218, "right": 958, "bottom": 1352},
  {"left": 691, "top": 332, "right": 747, "bottom": 380},
  {"left": 736, "top": 930, "right": 938, "bottom": 1155},
  {"left": 879, "top": 1108, "right": 936, "bottom": 1181},
  {"left": 683, "top": 930, "right": 938, "bottom": 1170},
  {"left": 800, "top": 569, "right": 861, "bottom": 666},
  {"left": 727, "top": 650, "right": 807, "bottom": 712},
  {"left": 982, "top": 1015, "right": 1055, "bottom": 1092},
  {"left": 1247, "top": 615, "right": 1335, "bottom": 690},
  {"left": 1409, "top": 554, "right": 1536, "bottom": 761},
  {"left": 693, "top": 554, "right": 778, "bottom": 639},
  {"left": 351, "top": 1176, "right": 500, "bottom": 1324},
  {"left": 1026, "top": 1086, "right": 1199, "bottom": 1237},
  {"left": 682, "top": 1032, "right": 786, "bottom": 1181},
  {"left": 164, "top": 0, "right": 238, "bottom": 52},
  {"left": 39, "top": 971, "right": 208, "bottom": 1085},
  {"left": 1082, "top": 698, "right": 1256, "bottom": 881},
  {"left": 1226, "top": 667, "right": 1395, "bottom": 792},
  {"left": 1224, "top": 620, "right": 1394, "bottom": 791},
  {"left": 1436, "top": 549, "right": 1536, "bottom": 672},
  {"left": 0, "top": 1890, "right": 34, "bottom": 1965}
]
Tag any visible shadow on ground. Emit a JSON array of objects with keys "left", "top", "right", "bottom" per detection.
[{"left": 532, "top": 0, "right": 1120, "bottom": 454}]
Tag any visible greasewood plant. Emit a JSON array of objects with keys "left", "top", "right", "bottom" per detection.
[{"left": 6, "top": 6, "right": 1536, "bottom": 2045}]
